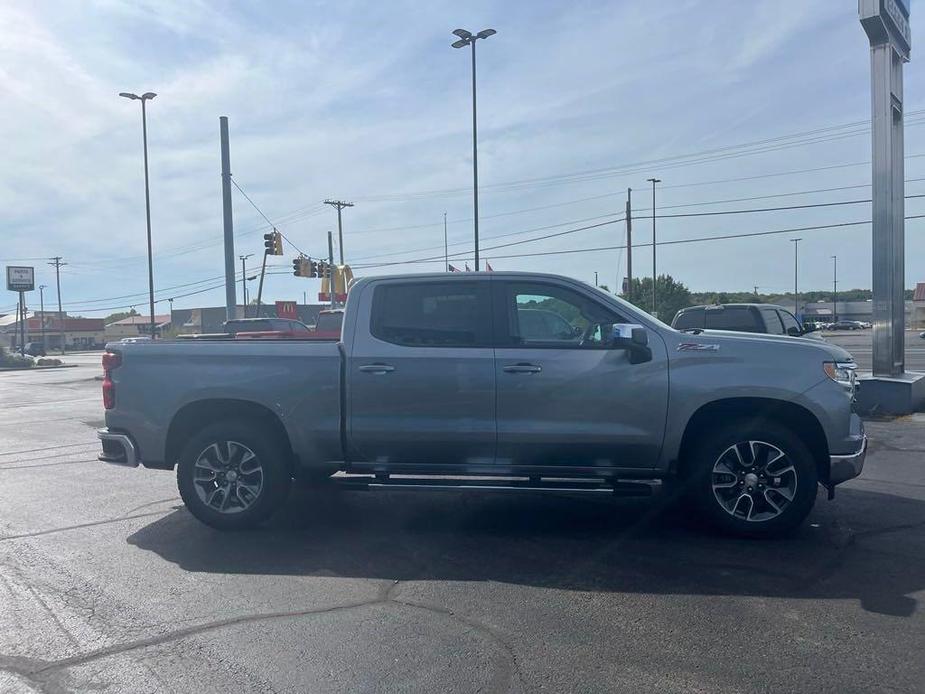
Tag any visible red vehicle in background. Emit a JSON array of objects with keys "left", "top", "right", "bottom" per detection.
[
  {"left": 225, "top": 318, "right": 314, "bottom": 339},
  {"left": 310, "top": 309, "right": 344, "bottom": 340}
]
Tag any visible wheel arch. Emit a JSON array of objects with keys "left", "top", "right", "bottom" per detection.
[
  {"left": 163, "top": 398, "right": 295, "bottom": 472},
  {"left": 676, "top": 397, "right": 830, "bottom": 483}
]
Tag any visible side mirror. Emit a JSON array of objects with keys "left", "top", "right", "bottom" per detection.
[
  {"left": 787, "top": 326, "right": 803, "bottom": 337},
  {"left": 610, "top": 324, "right": 652, "bottom": 364}
]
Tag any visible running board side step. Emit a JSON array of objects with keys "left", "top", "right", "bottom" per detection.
[{"left": 329, "top": 475, "right": 655, "bottom": 497}]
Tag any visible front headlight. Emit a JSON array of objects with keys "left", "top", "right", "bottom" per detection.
[{"left": 824, "top": 361, "right": 857, "bottom": 390}]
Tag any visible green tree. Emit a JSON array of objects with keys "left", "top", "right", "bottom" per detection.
[
  {"left": 103, "top": 309, "right": 138, "bottom": 324},
  {"left": 621, "top": 274, "right": 692, "bottom": 323}
]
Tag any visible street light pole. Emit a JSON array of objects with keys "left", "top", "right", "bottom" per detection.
[
  {"left": 452, "top": 28, "right": 496, "bottom": 272},
  {"left": 120, "top": 91, "right": 158, "bottom": 339},
  {"left": 646, "top": 177, "right": 661, "bottom": 317},
  {"left": 239, "top": 254, "right": 253, "bottom": 317},
  {"left": 831, "top": 255, "right": 838, "bottom": 322},
  {"left": 444, "top": 212, "right": 449, "bottom": 272},
  {"left": 791, "top": 238, "right": 802, "bottom": 319},
  {"left": 38, "top": 285, "right": 46, "bottom": 348}
]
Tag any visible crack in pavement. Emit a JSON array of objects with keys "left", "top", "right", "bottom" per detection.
[
  {"left": 0, "top": 579, "right": 521, "bottom": 693},
  {"left": 0, "top": 459, "right": 98, "bottom": 471},
  {"left": 0, "top": 510, "right": 172, "bottom": 543}
]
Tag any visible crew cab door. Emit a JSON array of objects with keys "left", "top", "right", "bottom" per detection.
[
  {"left": 346, "top": 278, "right": 495, "bottom": 465},
  {"left": 492, "top": 280, "right": 668, "bottom": 469}
]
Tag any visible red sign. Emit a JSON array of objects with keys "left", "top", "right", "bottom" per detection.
[{"left": 275, "top": 301, "right": 298, "bottom": 320}]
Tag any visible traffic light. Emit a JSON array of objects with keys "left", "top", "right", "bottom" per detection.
[
  {"left": 292, "top": 257, "right": 319, "bottom": 278},
  {"left": 264, "top": 230, "right": 283, "bottom": 256}
]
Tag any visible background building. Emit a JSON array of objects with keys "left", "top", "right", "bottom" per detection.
[
  {"left": 104, "top": 314, "right": 171, "bottom": 341},
  {"left": 0, "top": 312, "right": 106, "bottom": 351}
]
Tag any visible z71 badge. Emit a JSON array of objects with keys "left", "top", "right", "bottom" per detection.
[{"left": 677, "top": 342, "right": 720, "bottom": 352}]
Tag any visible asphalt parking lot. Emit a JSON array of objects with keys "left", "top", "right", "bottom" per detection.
[
  {"left": 0, "top": 354, "right": 923, "bottom": 693},
  {"left": 822, "top": 329, "right": 925, "bottom": 371}
]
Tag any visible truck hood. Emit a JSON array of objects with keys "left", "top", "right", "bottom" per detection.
[{"left": 680, "top": 329, "right": 854, "bottom": 363}]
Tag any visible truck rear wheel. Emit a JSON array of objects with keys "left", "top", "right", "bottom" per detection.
[
  {"left": 685, "top": 420, "right": 818, "bottom": 538},
  {"left": 177, "top": 419, "right": 291, "bottom": 530}
]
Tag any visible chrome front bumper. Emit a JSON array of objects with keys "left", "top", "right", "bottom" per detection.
[
  {"left": 829, "top": 434, "right": 867, "bottom": 485},
  {"left": 97, "top": 429, "right": 140, "bottom": 468}
]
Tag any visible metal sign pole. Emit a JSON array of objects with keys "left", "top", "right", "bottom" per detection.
[{"left": 860, "top": 0, "right": 911, "bottom": 377}]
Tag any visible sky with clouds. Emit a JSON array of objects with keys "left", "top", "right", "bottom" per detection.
[{"left": 1, "top": 0, "right": 923, "bottom": 316}]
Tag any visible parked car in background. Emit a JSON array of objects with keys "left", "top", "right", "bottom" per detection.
[
  {"left": 671, "top": 304, "right": 822, "bottom": 339},
  {"left": 23, "top": 342, "right": 46, "bottom": 357},
  {"left": 310, "top": 309, "right": 344, "bottom": 340},
  {"left": 829, "top": 320, "right": 864, "bottom": 331}
]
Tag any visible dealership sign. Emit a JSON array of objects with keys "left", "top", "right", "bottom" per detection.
[{"left": 6, "top": 266, "right": 34, "bottom": 292}]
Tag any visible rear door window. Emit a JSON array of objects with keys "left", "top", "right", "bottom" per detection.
[
  {"left": 673, "top": 309, "right": 704, "bottom": 330},
  {"left": 760, "top": 308, "right": 784, "bottom": 335},
  {"left": 778, "top": 310, "right": 802, "bottom": 336},
  {"left": 371, "top": 281, "right": 490, "bottom": 347},
  {"left": 704, "top": 307, "right": 761, "bottom": 332}
]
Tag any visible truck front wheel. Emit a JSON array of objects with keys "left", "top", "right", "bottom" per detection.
[
  {"left": 176, "top": 419, "right": 291, "bottom": 530},
  {"left": 685, "top": 421, "right": 818, "bottom": 538}
]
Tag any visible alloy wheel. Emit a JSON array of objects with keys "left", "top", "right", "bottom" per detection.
[
  {"left": 193, "top": 441, "right": 264, "bottom": 514},
  {"left": 711, "top": 440, "right": 797, "bottom": 522}
]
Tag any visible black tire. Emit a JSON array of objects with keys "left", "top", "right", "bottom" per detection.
[
  {"left": 177, "top": 419, "right": 292, "bottom": 530},
  {"left": 683, "top": 420, "right": 818, "bottom": 538}
]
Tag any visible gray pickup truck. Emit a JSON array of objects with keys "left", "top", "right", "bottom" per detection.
[{"left": 98, "top": 272, "right": 866, "bottom": 537}]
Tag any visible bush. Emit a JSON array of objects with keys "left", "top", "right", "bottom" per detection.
[{"left": 0, "top": 346, "right": 33, "bottom": 368}]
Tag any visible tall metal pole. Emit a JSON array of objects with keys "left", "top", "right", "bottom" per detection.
[
  {"left": 594, "top": 271, "right": 598, "bottom": 287},
  {"left": 18, "top": 293, "right": 25, "bottom": 357},
  {"left": 255, "top": 251, "right": 268, "bottom": 316},
  {"left": 327, "top": 231, "right": 336, "bottom": 310},
  {"left": 647, "top": 178, "right": 661, "bottom": 317},
  {"left": 140, "top": 99, "right": 157, "bottom": 339},
  {"left": 791, "top": 238, "right": 802, "bottom": 319},
  {"left": 49, "top": 256, "right": 65, "bottom": 354},
  {"left": 239, "top": 254, "right": 252, "bottom": 318},
  {"left": 625, "top": 188, "right": 633, "bottom": 300},
  {"left": 831, "top": 255, "right": 838, "bottom": 322},
  {"left": 39, "top": 285, "right": 46, "bottom": 348},
  {"left": 444, "top": 212, "right": 449, "bottom": 272},
  {"left": 860, "top": 0, "right": 909, "bottom": 377},
  {"left": 470, "top": 40, "right": 481, "bottom": 271},
  {"left": 220, "top": 117, "right": 236, "bottom": 322}
]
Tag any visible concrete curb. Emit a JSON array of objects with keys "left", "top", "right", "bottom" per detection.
[{"left": 0, "top": 364, "right": 81, "bottom": 372}]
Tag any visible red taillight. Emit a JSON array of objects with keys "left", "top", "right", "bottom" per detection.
[{"left": 102, "top": 352, "right": 121, "bottom": 410}]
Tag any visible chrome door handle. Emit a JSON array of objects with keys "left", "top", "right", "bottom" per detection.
[
  {"left": 358, "top": 363, "right": 395, "bottom": 374},
  {"left": 503, "top": 363, "right": 542, "bottom": 374}
]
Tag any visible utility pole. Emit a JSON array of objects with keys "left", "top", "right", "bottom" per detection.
[
  {"left": 831, "top": 255, "right": 838, "bottom": 322},
  {"left": 790, "top": 238, "right": 802, "bottom": 319},
  {"left": 38, "top": 284, "right": 46, "bottom": 348},
  {"left": 594, "top": 271, "right": 599, "bottom": 287},
  {"left": 239, "top": 254, "right": 252, "bottom": 318},
  {"left": 646, "top": 178, "right": 661, "bottom": 317},
  {"left": 625, "top": 188, "right": 633, "bottom": 300},
  {"left": 754, "top": 285, "right": 760, "bottom": 298},
  {"left": 324, "top": 200, "right": 353, "bottom": 265},
  {"left": 48, "top": 256, "right": 65, "bottom": 354},
  {"left": 220, "top": 116, "right": 236, "bottom": 322},
  {"left": 444, "top": 212, "right": 449, "bottom": 272},
  {"left": 327, "top": 231, "right": 336, "bottom": 310}
]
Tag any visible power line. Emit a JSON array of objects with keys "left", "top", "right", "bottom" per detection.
[
  {"left": 353, "top": 214, "right": 925, "bottom": 268},
  {"left": 231, "top": 177, "right": 311, "bottom": 257}
]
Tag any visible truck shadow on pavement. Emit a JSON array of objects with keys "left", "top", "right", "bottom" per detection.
[{"left": 127, "top": 485, "right": 925, "bottom": 618}]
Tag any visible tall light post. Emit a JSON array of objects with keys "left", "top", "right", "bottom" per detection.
[
  {"left": 239, "top": 253, "right": 253, "bottom": 317},
  {"left": 38, "top": 284, "right": 47, "bottom": 348},
  {"left": 452, "top": 27, "right": 496, "bottom": 271},
  {"left": 831, "top": 255, "right": 838, "bottom": 322},
  {"left": 119, "top": 91, "right": 158, "bottom": 339},
  {"left": 646, "top": 177, "right": 661, "bottom": 317},
  {"left": 790, "top": 238, "right": 802, "bottom": 319}
]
